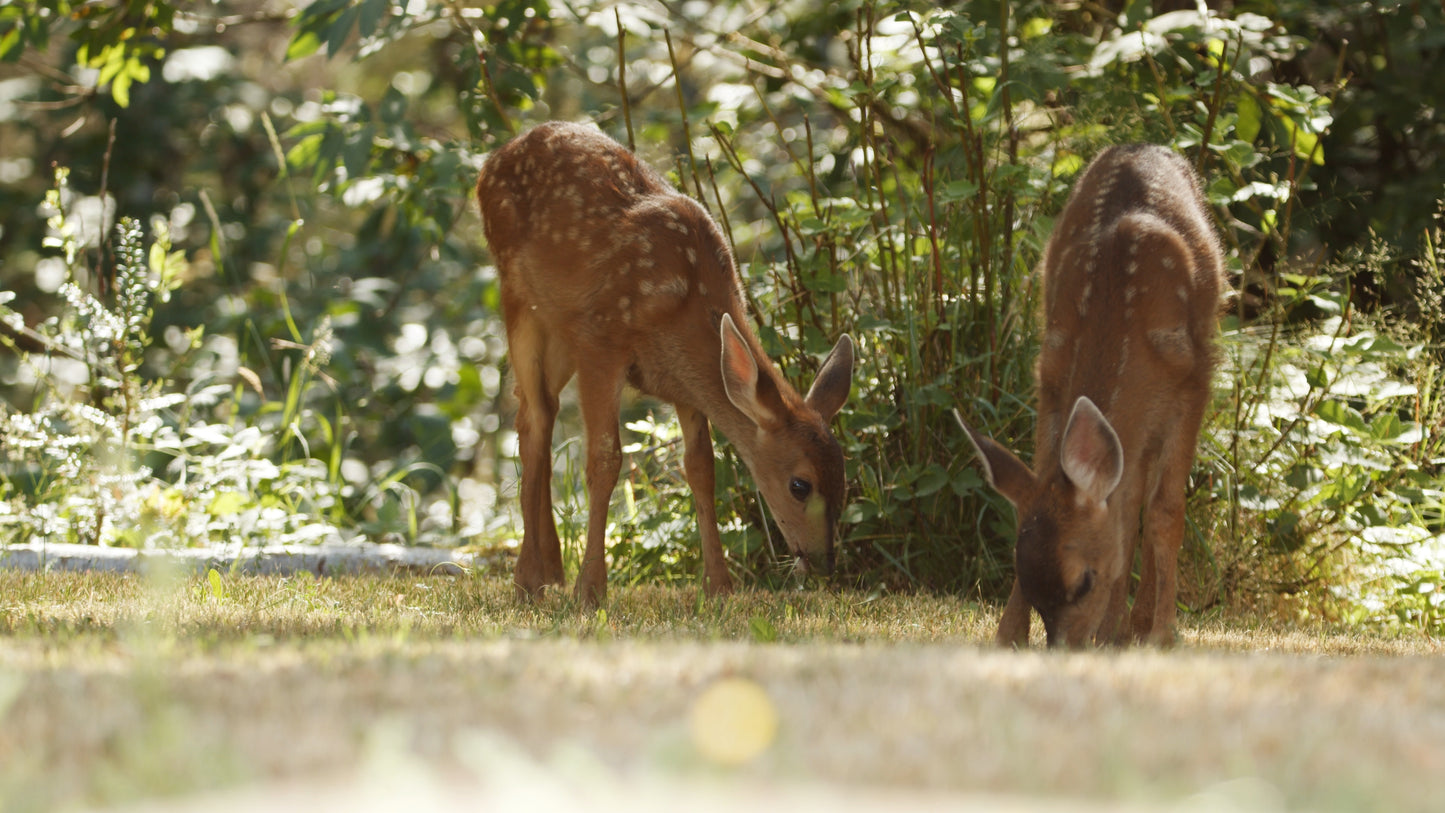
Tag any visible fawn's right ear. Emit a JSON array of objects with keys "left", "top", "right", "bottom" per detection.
[
  {"left": 953, "top": 409, "right": 1035, "bottom": 508},
  {"left": 720, "top": 314, "right": 780, "bottom": 429},
  {"left": 1059, "top": 396, "right": 1123, "bottom": 505},
  {"left": 805, "top": 333, "right": 854, "bottom": 422}
]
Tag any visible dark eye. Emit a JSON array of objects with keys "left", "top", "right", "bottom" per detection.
[{"left": 788, "top": 477, "right": 812, "bottom": 501}]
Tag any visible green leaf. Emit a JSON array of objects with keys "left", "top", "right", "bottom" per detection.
[
  {"left": 1314, "top": 399, "right": 1368, "bottom": 434},
  {"left": 1277, "top": 114, "right": 1324, "bottom": 165},
  {"left": 0, "top": 26, "right": 22, "bottom": 61},
  {"left": 287, "top": 30, "right": 322, "bottom": 61},
  {"left": 1206, "top": 37, "right": 1228, "bottom": 68},
  {"left": 208, "top": 491, "right": 247, "bottom": 516},
  {"left": 1236, "top": 93, "right": 1261, "bottom": 143},
  {"left": 1306, "top": 292, "right": 1344, "bottom": 314},
  {"left": 937, "top": 179, "right": 979, "bottom": 203},
  {"left": 286, "top": 133, "right": 325, "bottom": 172},
  {"left": 207, "top": 568, "right": 226, "bottom": 599},
  {"left": 380, "top": 85, "right": 408, "bottom": 126},
  {"left": 1019, "top": 17, "right": 1052, "bottom": 41},
  {"left": 110, "top": 70, "right": 133, "bottom": 108},
  {"left": 950, "top": 467, "right": 984, "bottom": 496},
  {"left": 913, "top": 465, "right": 951, "bottom": 498},
  {"left": 327, "top": 5, "right": 361, "bottom": 57},
  {"left": 1369, "top": 412, "right": 1422, "bottom": 443},
  {"left": 1051, "top": 152, "right": 1084, "bottom": 178},
  {"left": 801, "top": 270, "right": 847, "bottom": 294},
  {"left": 342, "top": 125, "right": 375, "bottom": 179},
  {"left": 748, "top": 614, "right": 778, "bottom": 643},
  {"left": 357, "top": 0, "right": 389, "bottom": 39}
]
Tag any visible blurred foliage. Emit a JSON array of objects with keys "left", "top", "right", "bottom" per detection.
[{"left": 1, "top": 0, "right": 1443, "bottom": 631}]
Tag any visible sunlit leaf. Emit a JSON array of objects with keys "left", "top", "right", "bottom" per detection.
[
  {"left": 286, "top": 133, "right": 324, "bottom": 172},
  {"left": 0, "top": 27, "right": 22, "bottom": 60},
  {"left": 748, "top": 614, "right": 778, "bottom": 643},
  {"left": 1235, "top": 92, "right": 1261, "bottom": 143},
  {"left": 287, "top": 30, "right": 321, "bottom": 60},
  {"left": 1019, "top": 17, "right": 1051, "bottom": 41},
  {"left": 1051, "top": 152, "right": 1085, "bottom": 178},
  {"left": 208, "top": 491, "right": 247, "bottom": 516},
  {"left": 1315, "top": 399, "right": 1368, "bottom": 434}
]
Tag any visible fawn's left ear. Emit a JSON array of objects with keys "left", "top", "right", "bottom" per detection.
[
  {"left": 805, "top": 334, "right": 854, "bottom": 421},
  {"left": 720, "top": 313, "right": 781, "bottom": 430}
]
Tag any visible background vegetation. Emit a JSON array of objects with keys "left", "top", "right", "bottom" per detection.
[{"left": 2, "top": 0, "right": 1443, "bottom": 632}]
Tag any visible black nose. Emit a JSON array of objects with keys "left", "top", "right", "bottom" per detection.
[{"left": 802, "top": 548, "right": 835, "bottom": 577}]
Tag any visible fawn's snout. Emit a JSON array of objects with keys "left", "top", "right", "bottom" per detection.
[{"left": 758, "top": 435, "right": 844, "bottom": 577}]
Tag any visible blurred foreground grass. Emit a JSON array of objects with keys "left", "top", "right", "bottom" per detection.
[{"left": 1, "top": 570, "right": 1442, "bottom": 813}]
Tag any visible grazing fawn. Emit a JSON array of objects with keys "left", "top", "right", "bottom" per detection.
[
  {"left": 476, "top": 122, "right": 855, "bottom": 606},
  {"left": 956, "top": 144, "right": 1223, "bottom": 647}
]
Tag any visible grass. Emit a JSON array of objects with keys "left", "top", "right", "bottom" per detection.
[{"left": 2, "top": 570, "right": 1443, "bottom": 813}]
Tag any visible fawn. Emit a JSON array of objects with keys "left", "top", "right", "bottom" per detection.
[
  {"left": 476, "top": 121, "right": 854, "bottom": 606},
  {"left": 956, "top": 144, "right": 1223, "bottom": 647}
]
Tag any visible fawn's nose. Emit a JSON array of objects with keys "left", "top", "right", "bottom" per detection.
[{"left": 797, "top": 546, "right": 835, "bottom": 577}]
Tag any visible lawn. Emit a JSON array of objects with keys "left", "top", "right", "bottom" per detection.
[{"left": 2, "top": 570, "right": 1442, "bottom": 813}]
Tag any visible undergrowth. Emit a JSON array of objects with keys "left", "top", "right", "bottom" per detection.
[{"left": 0, "top": 169, "right": 346, "bottom": 550}]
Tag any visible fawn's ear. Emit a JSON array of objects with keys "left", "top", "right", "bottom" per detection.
[
  {"left": 805, "top": 333, "right": 854, "bottom": 422},
  {"left": 954, "top": 409, "right": 1036, "bottom": 509},
  {"left": 720, "top": 314, "right": 780, "bottom": 429},
  {"left": 1059, "top": 396, "right": 1123, "bottom": 505}
]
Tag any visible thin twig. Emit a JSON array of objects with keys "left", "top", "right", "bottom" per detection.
[
  {"left": 616, "top": 8, "right": 634, "bottom": 151},
  {"left": 97, "top": 118, "right": 118, "bottom": 298}
]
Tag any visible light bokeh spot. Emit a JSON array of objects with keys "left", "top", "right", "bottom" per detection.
[{"left": 688, "top": 677, "right": 779, "bottom": 766}]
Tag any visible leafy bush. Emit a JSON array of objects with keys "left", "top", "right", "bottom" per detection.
[
  {"left": 1, "top": 169, "right": 346, "bottom": 550},
  {"left": 1203, "top": 228, "right": 1445, "bottom": 629}
]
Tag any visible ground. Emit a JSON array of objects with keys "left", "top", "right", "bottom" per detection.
[{"left": 1, "top": 570, "right": 1442, "bottom": 812}]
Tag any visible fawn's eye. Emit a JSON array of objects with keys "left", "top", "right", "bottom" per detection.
[{"left": 788, "top": 477, "right": 812, "bottom": 501}]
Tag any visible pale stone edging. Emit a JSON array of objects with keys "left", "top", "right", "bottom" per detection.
[{"left": 0, "top": 540, "right": 479, "bottom": 577}]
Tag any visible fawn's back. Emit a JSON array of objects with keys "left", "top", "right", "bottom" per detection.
[
  {"left": 478, "top": 122, "right": 744, "bottom": 389},
  {"left": 1035, "top": 144, "right": 1220, "bottom": 462},
  {"left": 960, "top": 144, "right": 1223, "bottom": 647}
]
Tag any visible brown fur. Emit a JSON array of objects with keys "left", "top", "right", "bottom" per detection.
[
  {"left": 958, "top": 144, "right": 1223, "bottom": 647},
  {"left": 476, "top": 122, "right": 854, "bottom": 607}
]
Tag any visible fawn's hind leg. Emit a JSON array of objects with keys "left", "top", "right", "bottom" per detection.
[
  {"left": 508, "top": 313, "right": 574, "bottom": 597},
  {"left": 572, "top": 359, "right": 627, "bottom": 608},
  {"left": 1131, "top": 434, "right": 1198, "bottom": 645}
]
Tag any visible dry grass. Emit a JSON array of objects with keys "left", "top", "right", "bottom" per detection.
[{"left": 2, "top": 570, "right": 1443, "bottom": 813}]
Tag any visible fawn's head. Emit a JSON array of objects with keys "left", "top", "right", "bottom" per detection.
[
  {"left": 957, "top": 397, "right": 1125, "bottom": 647},
  {"left": 719, "top": 314, "right": 853, "bottom": 575}
]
